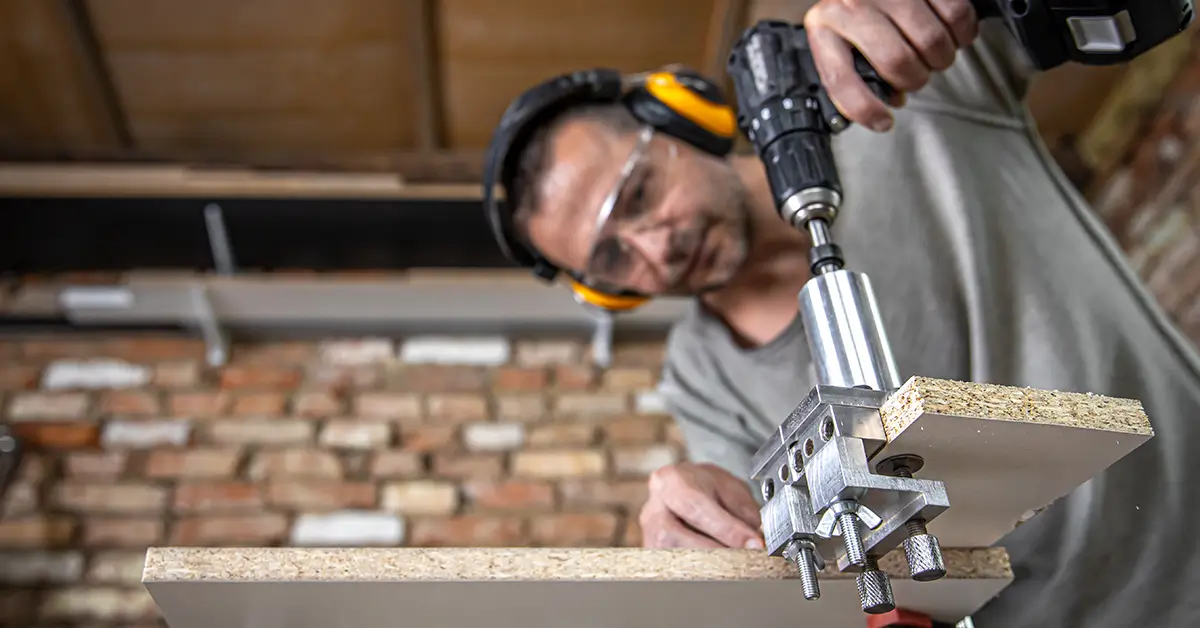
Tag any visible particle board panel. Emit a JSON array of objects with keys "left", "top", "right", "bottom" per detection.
[
  {"left": 142, "top": 547, "right": 1012, "bottom": 628},
  {"left": 875, "top": 376, "right": 1153, "bottom": 549},
  {"left": 437, "top": 0, "right": 716, "bottom": 148}
]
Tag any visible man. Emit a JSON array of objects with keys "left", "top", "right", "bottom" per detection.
[{"left": 483, "top": 1, "right": 1200, "bottom": 626}]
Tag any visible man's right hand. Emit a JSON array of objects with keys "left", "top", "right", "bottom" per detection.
[{"left": 639, "top": 462, "right": 765, "bottom": 549}]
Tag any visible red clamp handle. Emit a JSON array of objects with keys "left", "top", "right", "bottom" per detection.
[{"left": 866, "top": 608, "right": 934, "bottom": 628}]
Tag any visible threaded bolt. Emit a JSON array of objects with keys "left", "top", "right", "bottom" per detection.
[
  {"left": 856, "top": 555, "right": 895, "bottom": 614},
  {"left": 792, "top": 545, "right": 821, "bottom": 600},
  {"left": 906, "top": 517, "right": 928, "bottom": 537},
  {"left": 838, "top": 511, "right": 867, "bottom": 567}
]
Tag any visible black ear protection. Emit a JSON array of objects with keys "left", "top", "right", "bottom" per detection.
[{"left": 481, "top": 66, "right": 738, "bottom": 313}]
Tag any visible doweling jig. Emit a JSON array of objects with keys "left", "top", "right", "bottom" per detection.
[{"left": 724, "top": 0, "right": 1193, "bottom": 618}]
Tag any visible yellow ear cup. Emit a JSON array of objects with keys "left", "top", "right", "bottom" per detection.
[
  {"left": 644, "top": 72, "right": 737, "bottom": 139},
  {"left": 569, "top": 280, "right": 650, "bottom": 312}
]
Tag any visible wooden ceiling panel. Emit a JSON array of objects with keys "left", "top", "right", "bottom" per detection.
[
  {"left": 85, "top": 0, "right": 417, "bottom": 160},
  {"left": 437, "top": 0, "right": 719, "bottom": 148},
  {"left": 0, "top": 0, "right": 125, "bottom": 156}
]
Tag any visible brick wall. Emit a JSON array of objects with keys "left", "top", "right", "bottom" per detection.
[
  {"left": 0, "top": 333, "right": 678, "bottom": 626},
  {"left": 1079, "top": 34, "right": 1200, "bottom": 340}
]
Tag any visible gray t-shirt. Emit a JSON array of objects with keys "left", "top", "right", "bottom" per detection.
[{"left": 659, "top": 21, "right": 1200, "bottom": 628}]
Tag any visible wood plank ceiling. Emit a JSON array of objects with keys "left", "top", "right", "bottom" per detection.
[{"left": 0, "top": 0, "right": 1132, "bottom": 186}]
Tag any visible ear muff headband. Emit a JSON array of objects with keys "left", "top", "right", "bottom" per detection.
[
  {"left": 643, "top": 72, "right": 737, "bottom": 138},
  {"left": 569, "top": 279, "right": 651, "bottom": 311},
  {"left": 482, "top": 66, "right": 736, "bottom": 310}
]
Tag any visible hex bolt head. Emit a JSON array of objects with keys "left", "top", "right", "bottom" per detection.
[{"left": 902, "top": 533, "right": 946, "bottom": 582}]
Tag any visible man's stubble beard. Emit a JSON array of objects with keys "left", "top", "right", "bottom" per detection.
[{"left": 671, "top": 194, "right": 756, "bottom": 297}]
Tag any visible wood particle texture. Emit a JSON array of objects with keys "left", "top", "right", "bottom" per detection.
[
  {"left": 873, "top": 376, "right": 1153, "bottom": 549},
  {"left": 142, "top": 548, "right": 1012, "bottom": 628},
  {"left": 142, "top": 547, "right": 1011, "bottom": 582},
  {"left": 880, "top": 376, "right": 1153, "bottom": 439}
]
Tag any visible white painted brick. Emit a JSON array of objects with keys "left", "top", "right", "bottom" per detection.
[
  {"left": 514, "top": 340, "right": 581, "bottom": 366},
  {"left": 42, "top": 360, "right": 150, "bottom": 390},
  {"left": 8, "top": 392, "right": 90, "bottom": 420},
  {"left": 636, "top": 389, "right": 668, "bottom": 414},
  {"left": 463, "top": 423, "right": 525, "bottom": 452},
  {"left": 86, "top": 551, "right": 148, "bottom": 584},
  {"left": 399, "top": 336, "right": 510, "bottom": 365},
  {"left": 614, "top": 445, "right": 680, "bottom": 475},
  {"left": 101, "top": 419, "right": 191, "bottom": 449},
  {"left": 0, "top": 551, "right": 85, "bottom": 584},
  {"left": 291, "top": 510, "right": 405, "bottom": 546},
  {"left": 318, "top": 339, "right": 395, "bottom": 366},
  {"left": 320, "top": 421, "right": 392, "bottom": 450}
]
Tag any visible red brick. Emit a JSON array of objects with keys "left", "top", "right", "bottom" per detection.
[
  {"left": 83, "top": 518, "right": 164, "bottom": 547},
  {"left": 370, "top": 450, "right": 424, "bottom": 478},
  {"left": 0, "top": 364, "right": 40, "bottom": 390},
  {"left": 381, "top": 481, "right": 459, "bottom": 514},
  {"left": 8, "top": 392, "right": 90, "bottom": 420},
  {"left": 388, "top": 365, "right": 488, "bottom": 392},
  {"left": 64, "top": 451, "right": 127, "bottom": 477},
  {"left": 602, "top": 417, "right": 664, "bottom": 444},
  {"left": 554, "top": 365, "right": 596, "bottom": 390},
  {"left": 174, "top": 482, "right": 263, "bottom": 512},
  {"left": 18, "top": 338, "right": 107, "bottom": 360},
  {"left": 13, "top": 422, "right": 100, "bottom": 449},
  {"left": 145, "top": 449, "right": 240, "bottom": 478},
  {"left": 218, "top": 365, "right": 302, "bottom": 389},
  {"left": 99, "top": 390, "right": 161, "bottom": 416},
  {"left": 52, "top": 482, "right": 167, "bottom": 514},
  {"left": 168, "top": 391, "right": 230, "bottom": 416},
  {"left": 512, "top": 450, "right": 607, "bottom": 478},
  {"left": 531, "top": 513, "right": 619, "bottom": 547},
  {"left": 171, "top": 514, "right": 289, "bottom": 545},
  {"left": 609, "top": 341, "right": 665, "bottom": 367},
  {"left": 528, "top": 423, "right": 598, "bottom": 447},
  {"left": 493, "top": 367, "right": 549, "bottom": 391},
  {"left": 431, "top": 453, "right": 504, "bottom": 479},
  {"left": 40, "top": 586, "right": 160, "bottom": 621},
  {"left": 249, "top": 449, "right": 342, "bottom": 479},
  {"left": 559, "top": 480, "right": 649, "bottom": 510},
  {"left": 0, "top": 516, "right": 75, "bottom": 548},
  {"left": 554, "top": 392, "right": 629, "bottom": 417},
  {"left": 103, "top": 337, "right": 207, "bottom": 362},
  {"left": 230, "top": 392, "right": 287, "bottom": 416},
  {"left": 205, "top": 419, "right": 314, "bottom": 446},
  {"left": 230, "top": 341, "right": 315, "bottom": 364},
  {"left": 664, "top": 422, "right": 685, "bottom": 445},
  {"left": 306, "top": 364, "right": 382, "bottom": 391},
  {"left": 153, "top": 361, "right": 201, "bottom": 388},
  {"left": 602, "top": 368, "right": 658, "bottom": 391},
  {"left": 265, "top": 481, "right": 377, "bottom": 510},
  {"left": 464, "top": 480, "right": 555, "bottom": 511},
  {"left": 612, "top": 445, "right": 680, "bottom": 476},
  {"left": 426, "top": 394, "right": 489, "bottom": 422},
  {"left": 495, "top": 394, "right": 548, "bottom": 422},
  {"left": 293, "top": 390, "right": 345, "bottom": 417},
  {"left": 400, "top": 425, "right": 459, "bottom": 452},
  {"left": 621, "top": 517, "right": 643, "bottom": 547},
  {"left": 354, "top": 392, "right": 422, "bottom": 421},
  {"left": 408, "top": 515, "right": 526, "bottom": 546}
]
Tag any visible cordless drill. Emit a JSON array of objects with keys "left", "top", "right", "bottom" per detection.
[{"left": 725, "top": 0, "right": 1194, "bottom": 620}]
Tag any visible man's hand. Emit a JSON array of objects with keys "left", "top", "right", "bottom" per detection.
[
  {"left": 639, "top": 462, "right": 765, "bottom": 549},
  {"left": 804, "top": 0, "right": 982, "bottom": 132}
]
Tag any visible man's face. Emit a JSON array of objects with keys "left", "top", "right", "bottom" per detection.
[{"left": 524, "top": 118, "right": 753, "bottom": 296}]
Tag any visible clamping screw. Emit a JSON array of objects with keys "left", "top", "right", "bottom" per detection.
[
  {"left": 838, "top": 510, "right": 868, "bottom": 568},
  {"left": 879, "top": 455, "right": 947, "bottom": 582},
  {"left": 784, "top": 538, "right": 823, "bottom": 601},
  {"left": 856, "top": 555, "right": 896, "bottom": 614}
]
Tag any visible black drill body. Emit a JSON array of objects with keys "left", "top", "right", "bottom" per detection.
[{"left": 725, "top": 1, "right": 1194, "bottom": 273}]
